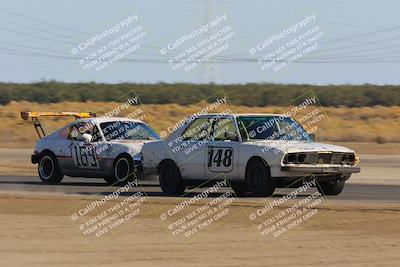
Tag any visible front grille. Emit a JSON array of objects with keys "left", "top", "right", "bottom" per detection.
[
  {"left": 306, "top": 153, "right": 318, "bottom": 164},
  {"left": 317, "top": 152, "right": 332, "bottom": 164},
  {"left": 283, "top": 152, "right": 356, "bottom": 165},
  {"left": 331, "top": 152, "right": 343, "bottom": 164}
]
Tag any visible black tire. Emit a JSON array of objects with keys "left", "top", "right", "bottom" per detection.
[
  {"left": 317, "top": 180, "right": 345, "bottom": 195},
  {"left": 246, "top": 159, "right": 275, "bottom": 197},
  {"left": 103, "top": 176, "right": 116, "bottom": 185},
  {"left": 104, "top": 155, "right": 134, "bottom": 186},
  {"left": 229, "top": 182, "right": 249, "bottom": 197},
  {"left": 38, "top": 152, "right": 64, "bottom": 184},
  {"left": 159, "top": 161, "right": 186, "bottom": 195}
]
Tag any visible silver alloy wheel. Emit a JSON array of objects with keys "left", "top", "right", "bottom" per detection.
[
  {"left": 39, "top": 156, "right": 54, "bottom": 180},
  {"left": 114, "top": 158, "right": 130, "bottom": 181}
]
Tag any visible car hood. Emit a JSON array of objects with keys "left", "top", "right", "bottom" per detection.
[
  {"left": 247, "top": 140, "right": 355, "bottom": 153},
  {"left": 109, "top": 139, "right": 158, "bottom": 144}
]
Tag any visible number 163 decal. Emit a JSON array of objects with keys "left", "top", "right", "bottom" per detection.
[{"left": 71, "top": 144, "right": 100, "bottom": 169}]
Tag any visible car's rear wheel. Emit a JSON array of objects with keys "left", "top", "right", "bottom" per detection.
[
  {"left": 104, "top": 155, "right": 134, "bottom": 186},
  {"left": 317, "top": 179, "right": 345, "bottom": 195},
  {"left": 159, "top": 161, "right": 186, "bottom": 195},
  {"left": 246, "top": 159, "right": 275, "bottom": 197},
  {"left": 38, "top": 152, "right": 64, "bottom": 184}
]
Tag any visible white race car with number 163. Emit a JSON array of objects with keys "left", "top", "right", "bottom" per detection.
[{"left": 22, "top": 112, "right": 160, "bottom": 185}]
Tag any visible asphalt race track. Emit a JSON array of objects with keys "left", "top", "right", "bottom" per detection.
[{"left": 0, "top": 175, "right": 399, "bottom": 201}]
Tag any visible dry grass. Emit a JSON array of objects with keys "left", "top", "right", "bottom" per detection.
[{"left": 1, "top": 101, "right": 400, "bottom": 148}]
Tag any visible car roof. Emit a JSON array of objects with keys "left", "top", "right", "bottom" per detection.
[
  {"left": 234, "top": 113, "right": 289, "bottom": 117},
  {"left": 76, "top": 117, "right": 145, "bottom": 124},
  {"left": 196, "top": 113, "right": 289, "bottom": 118},
  {"left": 45, "top": 117, "right": 147, "bottom": 137}
]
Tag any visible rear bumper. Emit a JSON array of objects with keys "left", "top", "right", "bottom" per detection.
[
  {"left": 31, "top": 154, "right": 39, "bottom": 164},
  {"left": 281, "top": 165, "right": 360, "bottom": 174}
]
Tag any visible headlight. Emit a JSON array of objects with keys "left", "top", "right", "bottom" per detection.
[
  {"left": 285, "top": 153, "right": 297, "bottom": 164},
  {"left": 283, "top": 153, "right": 308, "bottom": 164},
  {"left": 283, "top": 152, "right": 357, "bottom": 165},
  {"left": 340, "top": 153, "right": 356, "bottom": 165},
  {"left": 133, "top": 152, "right": 143, "bottom": 162},
  {"left": 354, "top": 154, "right": 360, "bottom": 165}
]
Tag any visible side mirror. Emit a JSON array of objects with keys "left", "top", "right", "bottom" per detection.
[
  {"left": 309, "top": 133, "right": 316, "bottom": 142},
  {"left": 82, "top": 133, "right": 93, "bottom": 143},
  {"left": 224, "top": 131, "right": 239, "bottom": 141}
]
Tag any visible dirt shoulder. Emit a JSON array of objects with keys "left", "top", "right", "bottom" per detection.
[{"left": 0, "top": 191, "right": 399, "bottom": 267}]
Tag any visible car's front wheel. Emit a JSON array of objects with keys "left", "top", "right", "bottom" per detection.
[
  {"left": 38, "top": 152, "right": 64, "bottom": 184},
  {"left": 246, "top": 158, "right": 275, "bottom": 197},
  {"left": 317, "top": 179, "right": 345, "bottom": 195},
  {"left": 159, "top": 161, "right": 186, "bottom": 195},
  {"left": 104, "top": 155, "right": 134, "bottom": 186}
]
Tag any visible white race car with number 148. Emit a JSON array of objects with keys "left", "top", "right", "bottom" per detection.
[{"left": 142, "top": 113, "right": 360, "bottom": 196}]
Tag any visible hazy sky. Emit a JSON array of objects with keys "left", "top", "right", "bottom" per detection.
[{"left": 0, "top": 0, "right": 399, "bottom": 84}]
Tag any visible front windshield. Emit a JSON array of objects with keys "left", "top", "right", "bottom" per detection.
[
  {"left": 100, "top": 121, "right": 160, "bottom": 141},
  {"left": 237, "top": 116, "right": 311, "bottom": 142}
]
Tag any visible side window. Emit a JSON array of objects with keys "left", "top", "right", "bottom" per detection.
[
  {"left": 213, "top": 118, "right": 238, "bottom": 141},
  {"left": 182, "top": 118, "right": 212, "bottom": 141},
  {"left": 69, "top": 125, "right": 85, "bottom": 141},
  {"left": 91, "top": 126, "right": 102, "bottom": 142},
  {"left": 68, "top": 122, "right": 101, "bottom": 143}
]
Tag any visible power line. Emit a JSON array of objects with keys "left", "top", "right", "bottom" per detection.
[
  {"left": 0, "top": 17, "right": 83, "bottom": 42},
  {"left": 0, "top": 26, "right": 77, "bottom": 45},
  {"left": 0, "top": 8, "right": 88, "bottom": 36}
]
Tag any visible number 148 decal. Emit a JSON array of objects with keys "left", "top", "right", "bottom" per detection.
[{"left": 208, "top": 147, "right": 233, "bottom": 172}]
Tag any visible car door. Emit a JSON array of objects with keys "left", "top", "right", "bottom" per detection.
[
  {"left": 205, "top": 117, "right": 240, "bottom": 180},
  {"left": 55, "top": 125, "right": 76, "bottom": 172},
  {"left": 168, "top": 117, "right": 213, "bottom": 179},
  {"left": 68, "top": 123, "right": 102, "bottom": 176}
]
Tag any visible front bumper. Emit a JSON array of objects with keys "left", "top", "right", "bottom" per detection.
[
  {"left": 31, "top": 154, "right": 39, "bottom": 164},
  {"left": 281, "top": 165, "right": 360, "bottom": 174}
]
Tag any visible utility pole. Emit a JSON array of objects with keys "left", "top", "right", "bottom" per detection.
[{"left": 200, "top": 0, "right": 217, "bottom": 84}]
